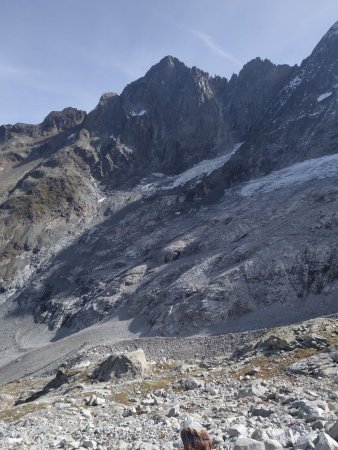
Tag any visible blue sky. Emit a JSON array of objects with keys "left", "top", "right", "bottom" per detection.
[{"left": 1, "top": 0, "right": 338, "bottom": 125}]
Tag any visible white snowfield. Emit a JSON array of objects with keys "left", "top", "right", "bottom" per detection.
[
  {"left": 240, "top": 152, "right": 338, "bottom": 197},
  {"left": 162, "top": 142, "right": 244, "bottom": 190},
  {"left": 317, "top": 92, "right": 333, "bottom": 102},
  {"left": 130, "top": 109, "right": 147, "bottom": 117},
  {"left": 136, "top": 142, "right": 243, "bottom": 197},
  {"left": 136, "top": 142, "right": 244, "bottom": 196}
]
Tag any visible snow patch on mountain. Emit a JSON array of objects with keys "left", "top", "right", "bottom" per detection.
[
  {"left": 162, "top": 142, "right": 244, "bottom": 190},
  {"left": 276, "top": 75, "right": 303, "bottom": 110},
  {"left": 317, "top": 92, "right": 332, "bottom": 102},
  {"left": 130, "top": 109, "right": 147, "bottom": 117},
  {"left": 240, "top": 153, "right": 338, "bottom": 197},
  {"left": 135, "top": 143, "right": 244, "bottom": 197}
]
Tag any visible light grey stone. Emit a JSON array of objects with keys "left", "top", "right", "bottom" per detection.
[{"left": 234, "top": 436, "right": 265, "bottom": 450}]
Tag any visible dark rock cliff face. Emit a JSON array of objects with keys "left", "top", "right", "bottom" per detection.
[
  {"left": 1, "top": 21, "right": 338, "bottom": 336},
  {"left": 83, "top": 56, "right": 294, "bottom": 177}
]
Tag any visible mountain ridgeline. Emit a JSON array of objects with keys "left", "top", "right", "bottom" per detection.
[{"left": 1, "top": 21, "right": 338, "bottom": 336}]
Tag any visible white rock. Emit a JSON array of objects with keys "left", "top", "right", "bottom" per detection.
[
  {"left": 238, "top": 381, "right": 267, "bottom": 399},
  {"left": 229, "top": 424, "right": 249, "bottom": 437}
]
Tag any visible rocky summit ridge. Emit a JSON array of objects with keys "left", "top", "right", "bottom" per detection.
[{"left": 1, "top": 22, "right": 338, "bottom": 357}]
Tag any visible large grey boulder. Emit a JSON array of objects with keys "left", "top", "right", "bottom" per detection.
[
  {"left": 238, "top": 381, "right": 267, "bottom": 399},
  {"left": 314, "top": 432, "right": 338, "bottom": 450},
  {"left": 269, "top": 429, "right": 295, "bottom": 447},
  {"left": 326, "top": 421, "right": 338, "bottom": 441},
  {"left": 251, "top": 430, "right": 269, "bottom": 442},
  {"left": 92, "top": 349, "right": 147, "bottom": 381},
  {"left": 298, "top": 334, "right": 329, "bottom": 350},
  {"left": 229, "top": 424, "right": 249, "bottom": 438},
  {"left": 264, "top": 439, "right": 283, "bottom": 450},
  {"left": 287, "top": 353, "right": 336, "bottom": 377},
  {"left": 292, "top": 400, "right": 328, "bottom": 422},
  {"left": 261, "top": 334, "right": 296, "bottom": 351}
]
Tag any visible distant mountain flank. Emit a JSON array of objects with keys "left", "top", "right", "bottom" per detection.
[{"left": 1, "top": 21, "right": 338, "bottom": 338}]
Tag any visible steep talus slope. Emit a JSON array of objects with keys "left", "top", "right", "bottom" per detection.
[
  {"left": 1, "top": 22, "right": 338, "bottom": 341},
  {"left": 14, "top": 159, "right": 338, "bottom": 335}
]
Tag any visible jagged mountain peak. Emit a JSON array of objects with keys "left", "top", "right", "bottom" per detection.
[
  {"left": 305, "top": 19, "right": 338, "bottom": 67},
  {"left": 321, "top": 20, "right": 338, "bottom": 41},
  {"left": 40, "top": 107, "right": 86, "bottom": 133},
  {"left": 240, "top": 57, "right": 290, "bottom": 74},
  {"left": 98, "top": 92, "right": 119, "bottom": 105},
  {"left": 157, "top": 54, "right": 182, "bottom": 68},
  {"left": 148, "top": 55, "right": 185, "bottom": 73},
  {"left": 138, "top": 55, "right": 210, "bottom": 90}
]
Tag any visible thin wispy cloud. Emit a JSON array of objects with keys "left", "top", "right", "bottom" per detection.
[
  {"left": 139, "top": 2, "right": 243, "bottom": 68},
  {"left": 190, "top": 29, "right": 243, "bottom": 67},
  {"left": 0, "top": 63, "right": 41, "bottom": 80},
  {"left": 3, "top": 0, "right": 338, "bottom": 124}
]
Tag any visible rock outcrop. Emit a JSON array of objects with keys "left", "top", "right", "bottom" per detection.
[{"left": 92, "top": 349, "right": 147, "bottom": 381}]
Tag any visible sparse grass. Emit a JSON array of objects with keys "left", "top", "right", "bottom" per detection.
[
  {"left": 231, "top": 347, "right": 319, "bottom": 381},
  {"left": 137, "top": 377, "right": 177, "bottom": 395},
  {"left": 0, "top": 378, "right": 46, "bottom": 398},
  {"left": 0, "top": 402, "right": 46, "bottom": 423},
  {"left": 152, "top": 361, "right": 178, "bottom": 374},
  {"left": 321, "top": 328, "right": 338, "bottom": 347},
  {"left": 110, "top": 375, "right": 178, "bottom": 406},
  {"left": 111, "top": 390, "right": 131, "bottom": 406}
]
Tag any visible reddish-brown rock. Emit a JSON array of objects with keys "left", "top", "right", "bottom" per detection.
[{"left": 181, "top": 427, "right": 212, "bottom": 450}]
